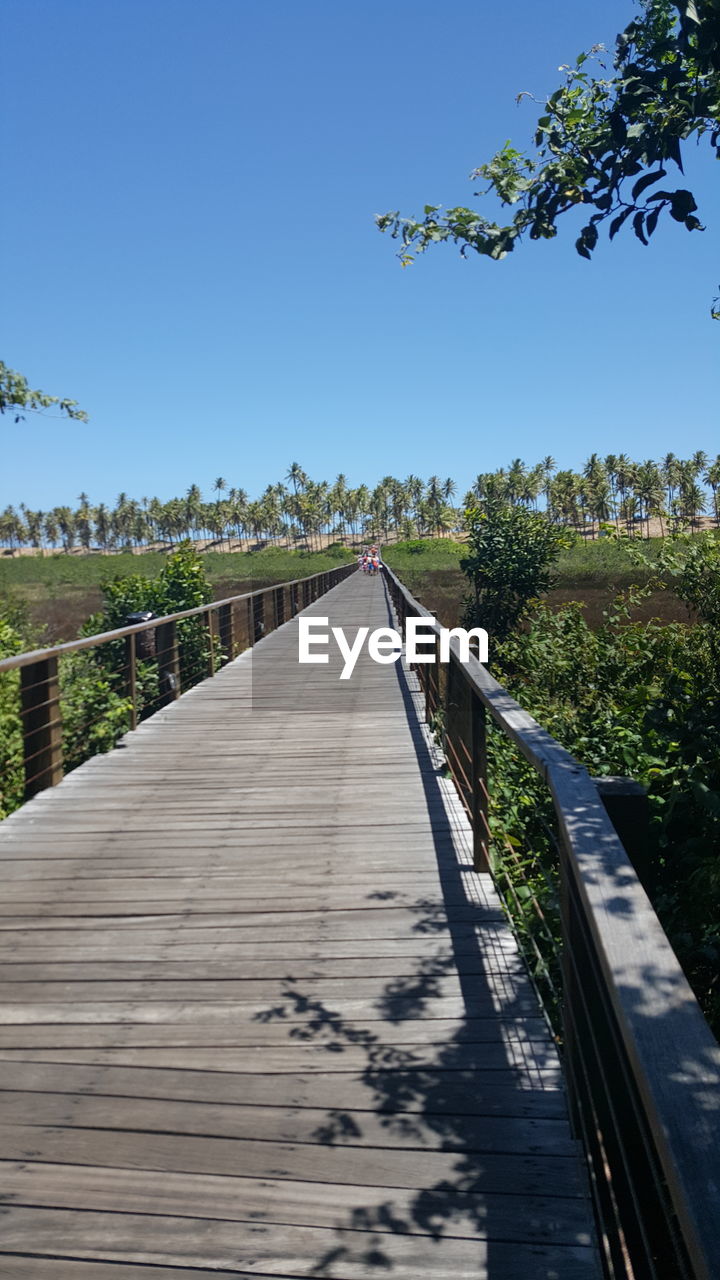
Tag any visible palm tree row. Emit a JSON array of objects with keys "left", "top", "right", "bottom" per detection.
[
  {"left": 464, "top": 452, "right": 720, "bottom": 536},
  {"left": 0, "top": 469, "right": 459, "bottom": 553},
  {"left": 3, "top": 454, "right": 719, "bottom": 554}
]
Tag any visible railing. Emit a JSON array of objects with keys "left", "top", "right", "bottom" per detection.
[
  {"left": 0, "top": 563, "right": 356, "bottom": 805},
  {"left": 383, "top": 563, "right": 720, "bottom": 1280}
]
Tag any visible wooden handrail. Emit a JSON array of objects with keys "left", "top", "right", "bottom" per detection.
[
  {"left": 0, "top": 564, "right": 355, "bottom": 674},
  {"left": 382, "top": 561, "right": 720, "bottom": 1280}
]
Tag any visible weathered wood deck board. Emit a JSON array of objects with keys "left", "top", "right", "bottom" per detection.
[
  {"left": 0, "top": 571, "right": 599, "bottom": 1277},
  {"left": 0, "top": 1161, "right": 594, "bottom": 1243}
]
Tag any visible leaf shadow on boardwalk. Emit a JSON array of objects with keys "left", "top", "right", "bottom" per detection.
[{"left": 251, "top": 652, "right": 598, "bottom": 1278}]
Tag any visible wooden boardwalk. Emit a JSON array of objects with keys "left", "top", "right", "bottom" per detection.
[{"left": 0, "top": 571, "right": 600, "bottom": 1278}]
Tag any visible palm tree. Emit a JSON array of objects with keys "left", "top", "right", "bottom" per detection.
[
  {"left": 43, "top": 511, "right": 59, "bottom": 550},
  {"left": 23, "top": 509, "right": 44, "bottom": 553},
  {"left": 704, "top": 457, "right": 720, "bottom": 526},
  {"left": 613, "top": 455, "right": 637, "bottom": 532},
  {"left": 94, "top": 503, "right": 113, "bottom": 550},
  {"left": 286, "top": 462, "right": 307, "bottom": 497},
  {"left": 506, "top": 459, "right": 526, "bottom": 506},
  {"left": 539, "top": 456, "right": 556, "bottom": 514},
  {"left": 586, "top": 474, "right": 612, "bottom": 534},
  {"left": 690, "top": 450, "right": 709, "bottom": 479},
  {"left": 185, "top": 485, "right": 202, "bottom": 544},
  {"left": 583, "top": 454, "right": 607, "bottom": 532},
  {"left": 55, "top": 506, "right": 76, "bottom": 552},
  {"left": 522, "top": 465, "right": 544, "bottom": 510},
  {"left": 634, "top": 461, "right": 665, "bottom": 538},
  {"left": 678, "top": 472, "right": 706, "bottom": 528},
  {"left": 661, "top": 453, "right": 681, "bottom": 528},
  {"left": 76, "top": 493, "right": 93, "bottom": 551}
]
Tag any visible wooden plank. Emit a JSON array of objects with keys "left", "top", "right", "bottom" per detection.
[
  {"left": 0, "top": 1090, "right": 578, "bottom": 1155},
  {"left": 0, "top": 950, "right": 528, "bottom": 980},
  {"left": 0, "top": 1264, "right": 282, "bottom": 1280},
  {"left": 0, "top": 1016, "right": 551, "bottom": 1049},
  {"left": 0, "top": 1161, "right": 595, "bottom": 1245},
  {"left": 0, "top": 928, "right": 515, "bottom": 957},
  {"left": 0, "top": 880, "right": 492, "bottom": 909},
  {"left": 0, "top": 1122, "right": 586, "bottom": 1197},
  {"left": 0, "top": 1043, "right": 561, "bottom": 1084},
  {"left": 0, "top": 995, "right": 543, "bottom": 1023},
  {"left": 0, "top": 906, "right": 506, "bottom": 931},
  {"left": 0, "top": 971, "right": 536, "bottom": 1004},
  {"left": 0, "top": 1206, "right": 600, "bottom": 1276},
  {"left": 0, "top": 1060, "right": 567, "bottom": 1117}
]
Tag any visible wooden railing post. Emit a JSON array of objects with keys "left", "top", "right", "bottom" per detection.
[
  {"left": 20, "top": 656, "right": 63, "bottom": 799},
  {"left": 429, "top": 631, "right": 440, "bottom": 724},
  {"left": 274, "top": 586, "right": 285, "bottom": 628},
  {"left": 125, "top": 633, "right": 138, "bottom": 730},
  {"left": 253, "top": 594, "right": 265, "bottom": 643},
  {"left": 156, "top": 619, "right": 180, "bottom": 706},
  {"left": 471, "top": 691, "right": 489, "bottom": 872},
  {"left": 262, "top": 589, "right": 273, "bottom": 634},
  {"left": 219, "top": 603, "right": 234, "bottom": 663},
  {"left": 206, "top": 610, "right": 216, "bottom": 677}
]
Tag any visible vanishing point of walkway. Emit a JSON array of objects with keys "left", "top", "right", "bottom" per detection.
[{"left": 0, "top": 571, "right": 600, "bottom": 1277}]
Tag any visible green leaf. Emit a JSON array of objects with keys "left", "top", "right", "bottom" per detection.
[
  {"left": 632, "top": 210, "right": 648, "bottom": 245},
  {"left": 646, "top": 206, "right": 661, "bottom": 237},
  {"left": 609, "top": 206, "right": 634, "bottom": 239},
  {"left": 669, "top": 189, "right": 698, "bottom": 221},
  {"left": 631, "top": 167, "right": 667, "bottom": 201}
]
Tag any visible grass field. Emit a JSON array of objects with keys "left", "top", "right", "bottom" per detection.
[
  {"left": 383, "top": 538, "right": 694, "bottom": 628},
  {"left": 0, "top": 536, "right": 697, "bottom": 643},
  {"left": 0, "top": 545, "right": 355, "bottom": 644}
]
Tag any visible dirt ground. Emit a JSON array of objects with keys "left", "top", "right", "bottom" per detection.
[
  {"left": 20, "top": 577, "right": 299, "bottom": 646},
  {"left": 391, "top": 569, "right": 695, "bottom": 631}
]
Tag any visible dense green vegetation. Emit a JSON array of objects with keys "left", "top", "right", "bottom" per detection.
[
  {"left": 386, "top": 541, "right": 694, "bottom": 639},
  {"left": 391, "top": 528, "right": 720, "bottom": 1035},
  {"left": 460, "top": 504, "right": 570, "bottom": 641},
  {"left": 387, "top": 533, "right": 669, "bottom": 576},
  {"left": 0, "top": 597, "right": 131, "bottom": 819}
]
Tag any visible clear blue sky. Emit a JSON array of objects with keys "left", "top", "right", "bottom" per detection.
[{"left": 2, "top": 0, "right": 718, "bottom": 511}]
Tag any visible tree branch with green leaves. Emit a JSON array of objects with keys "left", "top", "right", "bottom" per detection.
[
  {"left": 0, "top": 361, "right": 88, "bottom": 423},
  {"left": 377, "top": 1, "right": 719, "bottom": 316}
]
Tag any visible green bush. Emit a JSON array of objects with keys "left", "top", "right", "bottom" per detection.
[
  {"left": 0, "top": 614, "right": 24, "bottom": 818},
  {"left": 491, "top": 593, "right": 720, "bottom": 1033},
  {"left": 60, "top": 650, "right": 133, "bottom": 774},
  {"left": 461, "top": 504, "right": 570, "bottom": 643}
]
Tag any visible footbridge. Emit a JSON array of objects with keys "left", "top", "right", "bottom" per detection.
[{"left": 0, "top": 565, "right": 718, "bottom": 1279}]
